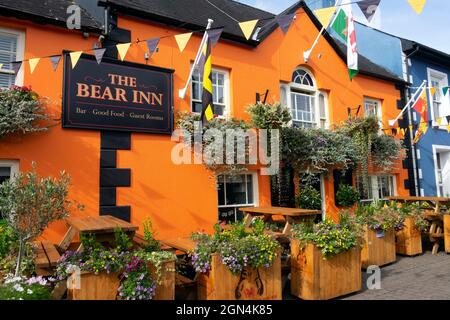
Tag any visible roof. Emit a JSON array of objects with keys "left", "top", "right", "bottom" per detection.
[
  {"left": 104, "top": 0, "right": 275, "bottom": 46},
  {"left": 0, "top": 0, "right": 103, "bottom": 32},
  {"left": 400, "top": 38, "right": 450, "bottom": 69}
]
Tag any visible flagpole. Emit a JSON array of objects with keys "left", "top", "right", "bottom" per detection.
[
  {"left": 303, "top": 0, "right": 342, "bottom": 63},
  {"left": 179, "top": 19, "right": 214, "bottom": 99},
  {"left": 388, "top": 80, "right": 427, "bottom": 126}
]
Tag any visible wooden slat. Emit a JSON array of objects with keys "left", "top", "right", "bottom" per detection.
[
  {"left": 388, "top": 196, "right": 450, "bottom": 202},
  {"left": 58, "top": 226, "right": 77, "bottom": 252},
  {"left": 239, "top": 206, "right": 321, "bottom": 217},
  {"left": 33, "top": 241, "right": 50, "bottom": 268},
  {"left": 65, "top": 215, "right": 138, "bottom": 234},
  {"left": 161, "top": 238, "right": 196, "bottom": 253},
  {"left": 41, "top": 240, "right": 61, "bottom": 266}
]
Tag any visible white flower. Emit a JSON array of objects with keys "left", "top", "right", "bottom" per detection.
[
  {"left": 27, "top": 289, "right": 33, "bottom": 295},
  {"left": 13, "top": 284, "right": 24, "bottom": 292}
]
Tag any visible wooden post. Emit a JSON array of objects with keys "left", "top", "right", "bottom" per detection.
[{"left": 444, "top": 215, "right": 450, "bottom": 254}]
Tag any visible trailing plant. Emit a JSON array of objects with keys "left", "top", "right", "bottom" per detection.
[
  {"left": 0, "top": 163, "right": 74, "bottom": 276},
  {"left": 246, "top": 102, "right": 291, "bottom": 129},
  {"left": 118, "top": 254, "right": 156, "bottom": 300},
  {"left": 296, "top": 185, "right": 322, "bottom": 210},
  {"left": 190, "top": 220, "right": 280, "bottom": 275},
  {"left": 371, "top": 134, "right": 403, "bottom": 169},
  {"left": 0, "top": 275, "right": 52, "bottom": 300},
  {"left": 176, "top": 111, "right": 251, "bottom": 175},
  {"left": 291, "top": 212, "right": 361, "bottom": 259},
  {"left": 0, "top": 85, "right": 48, "bottom": 139},
  {"left": 335, "top": 184, "right": 359, "bottom": 208},
  {"left": 281, "top": 127, "right": 357, "bottom": 173},
  {"left": 356, "top": 201, "right": 404, "bottom": 232},
  {"left": 135, "top": 250, "right": 176, "bottom": 285},
  {"left": 396, "top": 202, "right": 429, "bottom": 231}
]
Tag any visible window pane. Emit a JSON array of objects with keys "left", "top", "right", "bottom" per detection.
[
  {"left": 246, "top": 175, "right": 253, "bottom": 204},
  {"left": 219, "top": 207, "right": 236, "bottom": 223},
  {"left": 224, "top": 175, "right": 247, "bottom": 205},
  {"left": 217, "top": 86, "right": 224, "bottom": 104},
  {"left": 192, "top": 81, "right": 200, "bottom": 100},
  {"left": 319, "top": 94, "right": 326, "bottom": 118},
  {"left": 217, "top": 73, "right": 224, "bottom": 85},
  {"left": 192, "top": 101, "right": 203, "bottom": 113},
  {"left": 217, "top": 175, "right": 225, "bottom": 206},
  {"left": 0, "top": 72, "right": 13, "bottom": 88},
  {"left": 213, "top": 104, "right": 224, "bottom": 116}
]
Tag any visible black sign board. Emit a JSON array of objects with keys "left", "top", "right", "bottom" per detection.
[{"left": 62, "top": 53, "right": 174, "bottom": 134}]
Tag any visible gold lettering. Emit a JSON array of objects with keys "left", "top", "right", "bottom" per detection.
[{"left": 76, "top": 83, "right": 90, "bottom": 97}]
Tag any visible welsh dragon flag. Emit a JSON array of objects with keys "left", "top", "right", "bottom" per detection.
[{"left": 331, "top": 0, "right": 359, "bottom": 80}]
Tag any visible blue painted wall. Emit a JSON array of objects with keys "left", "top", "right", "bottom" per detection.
[{"left": 409, "top": 56, "right": 450, "bottom": 196}]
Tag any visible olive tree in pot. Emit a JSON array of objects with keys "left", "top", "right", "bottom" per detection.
[{"left": 0, "top": 163, "right": 72, "bottom": 276}]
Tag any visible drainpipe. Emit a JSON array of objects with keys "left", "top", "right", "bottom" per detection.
[{"left": 404, "top": 45, "right": 420, "bottom": 196}]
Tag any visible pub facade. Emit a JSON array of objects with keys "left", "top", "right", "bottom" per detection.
[{"left": 0, "top": 0, "right": 410, "bottom": 241}]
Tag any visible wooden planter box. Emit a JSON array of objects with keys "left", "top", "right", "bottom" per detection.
[
  {"left": 361, "top": 227, "right": 396, "bottom": 269},
  {"left": 150, "top": 260, "right": 176, "bottom": 300},
  {"left": 290, "top": 240, "right": 361, "bottom": 300},
  {"left": 444, "top": 215, "right": 450, "bottom": 254},
  {"left": 67, "top": 271, "right": 120, "bottom": 300},
  {"left": 197, "top": 253, "right": 282, "bottom": 300},
  {"left": 396, "top": 217, "right": 422, "bottom": 256}
]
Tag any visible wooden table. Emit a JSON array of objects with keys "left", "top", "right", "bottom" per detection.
[
  {"left": 58, "top": 215, "right": 139, "bottom": 252},
  {"left": 160, "top": 238, "right": 196, "bottom": 253},
  {"left": 387, "top": 196, "right": 450, "bottom": 254},
  {"left": 239, "top": 206, "right": 321, "bottom": 236}
]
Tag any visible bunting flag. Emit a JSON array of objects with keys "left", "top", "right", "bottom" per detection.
[
  {"left": 93, "top": 48, "right": 106, "bottom": 64},
  {"left": 412, "top": 87, "right": 428, "bottom": 122},
  {"left": 69, "top": 51, "right": 83, "bottom": 69},
  {"left": 420, "top": 121, "right": 428, "bottom": 134},
  {"left": 200, "top": 36, "right": 214, "bottom": 124},
  {"left": 409, "top": 124, "right": 413, "bottom": 132},
  {"left": 407, "top": 0, "right": 427, "bottom": 14},
  {"left": 443, "top": 86, "right": 449, "bottom": 96},
  {"left": 391, "top": 128, "right": 398, "bottom": 136},
  {"left": 0, "top": 63, "right": 3, "bottom": 70},
  {"left": 50, "top": 55, "right": 61, "bottom": 71},
  {"left": 146, "top": 38, "right": 160, "bottom": 57},
  {"left": 314, "top": 6, "right": 336, "bottom": 28},
  {"left": 400, "top": 128, "right": 406, "bottom": 137},
  {"left": 238, "top": 19, "right": 259, "bottom": 40},
  {"left": 207, "top": 28, "right": 223, "bottom": 47},
  {"left": 436, "top": 117, "right": 443, "bottom": 126},
  {"left": 11, "top": 61, "right": 22, "bottom": 74},
  {"left": 447, "top": 115, "right": 450, "bottom": 124},
  {"left": 276, "top": 13, "right": 296, "bottom": 34},
  {"left": 116, "top": 43, "right": 131, "bottom": 61},
  {"left": 447, "top": 124, "right": 450, "bottom": 133},
  {"left": 430, "top": 86, "right": 436, "bottom": 97},
  {"left": 357, "top": 0, "right": 381, "bottom": 23},
  {"left": 174, "top": 32, "right": 193, "bottom": 52},
  {"left": 28, "top": 58, "right": 40, "bottom": 74}
]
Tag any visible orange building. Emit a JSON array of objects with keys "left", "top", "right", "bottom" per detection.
[{"left": 0, "top": 1, "right": 409, "bottom": 242}]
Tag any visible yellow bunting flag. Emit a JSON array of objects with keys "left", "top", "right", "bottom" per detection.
[
  {"left": 420, "top": 121, "right": 428, "bottom": 134},
  {"left": 69, "top": 51, "right": 83, "bottom": 69},
  {"left": 174, "top": 32, "right": 193, "bottom": 52},
  {"left": 314, "top": 7, "right": 336, "bottom": 28},
  {"left": 0, "top": 63, "right": 3, "bottom": 70},
  {"left": 430, "top": 86, "right": 436, "bottom": 97},
  {"left": 238, "top": 19, "right": 259, "bottom": 40},
  {"left": 409, "top": 125, "right": 413, "bottom": 132},
  {"left": 407, "top": 0, "right": 426, "bottom": 14},
  {"left": 447, "top": 124, "right": 450, "bottom": 133},
  {"left": 116, "top": 43, "right": 131, "bottom": 61},
  {"left": 437, "top": 117, "right": 443, "bottom": 126},
  {"left": 28, "top": 58, "right": 40, "bottom": 74}
]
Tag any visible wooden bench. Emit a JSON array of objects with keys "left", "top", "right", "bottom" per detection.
[{"left": 33, "top": 241, "right": 61, "bottom": 276}]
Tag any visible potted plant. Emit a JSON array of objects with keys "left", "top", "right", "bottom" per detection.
[
  {"left": 335, "top": 184, "right": 359, "bottom": 208},
  {"left": 356, "top": 201, "right": 403, "bottom": 268},
  {"left": 191, "top": 221, "right": 282, "bottom": 300},
  {"left": 290, "top": 213, "right": 363, "bottom": 300},
  {"left": 396, "top": 202, "right": 428, "bottom": 256}
]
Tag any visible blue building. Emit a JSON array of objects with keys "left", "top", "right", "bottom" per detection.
[
  {"left": 401, "top": 39, "right": 450, "bottom": 197},
  {"left": 305, "top": 0, "right": 336, "bottom": 11}
]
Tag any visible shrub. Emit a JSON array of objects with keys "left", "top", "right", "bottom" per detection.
[
  {"left": 0, "top": 85, "right": 48, "bottom": 139},
  {"left": 296, "top": 185, "right": 322, "bottom": 210},
  {"left": 246, "top": 102, "right": 291, "bottom": 129},
  {"left": 335, "top": 184, "right": 359, "bottom": 208},
  {"left": 0, "top": 220, "right": 14, "bottom": 260}
]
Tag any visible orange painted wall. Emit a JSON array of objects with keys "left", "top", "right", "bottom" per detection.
[{"left": 0, "top": 6, "right": 408, "bottom": 242}]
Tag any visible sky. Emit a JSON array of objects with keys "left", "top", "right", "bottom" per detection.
[{"left": 237, "top": 0, "right": 450, "bottom": 54}]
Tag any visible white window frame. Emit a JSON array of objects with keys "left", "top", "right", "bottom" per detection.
[
  {"left": 427, "top": 67, "right": 450, "bottom": 128},
  {"left": 432, "top": 145, "right": 450, "bottom": 197},
  {"left": 0, "top": 159, "right": 19, "bottom": 179},
  {"left": 280, "top": 68, "right": 329, "bottom": 129},
  {"left": 217, "top": 172, "right": 259, "bottom": 222},
  {"left": 190, "top": 66, "right": 230, "bottom": 118},
  {"left": 364, "top": 97, "right": 383, "bottom": 133},
  {"left": 358, "top": 174, "right": 397, "bottom": 203},
  {"left": 0, "top": 27, "right": 25, "bottom": 87}
]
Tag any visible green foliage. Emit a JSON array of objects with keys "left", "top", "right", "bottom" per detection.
[
  {"left": 371, "top": 134, "right": 403, "bottom": 168},
  {"left": 0, "top": 275, "right": 52, "bottom": 300},
  {"left": 397, "top": 202, "right": 429, "bottom": 231},
  {"left": 0, "top": 220, "right": 14, "bottom": 260},
  {"left": 143, "top": 218, "right": 161, "bottom": 252},
  {"left": 356, "top": 201, "right": 404, "bottom": 232},
  {"left": 296, "top": 185, "right": 322, "bottom": 210},
  {"left": 114, "top": 228, "right": 133, "bottom": 252},
  {"left": 281, "top": 127, "right": 357, "bottom": 173},
  {"left": 292, "top": 213, "right": 360, "bottom": 259},
  {"left": 191, "top": 222, "right": 280, "bottom": 274},
  {"left": 335, "top": 184, "right": 359, "bottom": 208},
  {"left": 246, "top": 102, "right": 291, "bottom": 129},
  {"left": 0, "top": 86, "right": 48, "bottom": 139}
]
